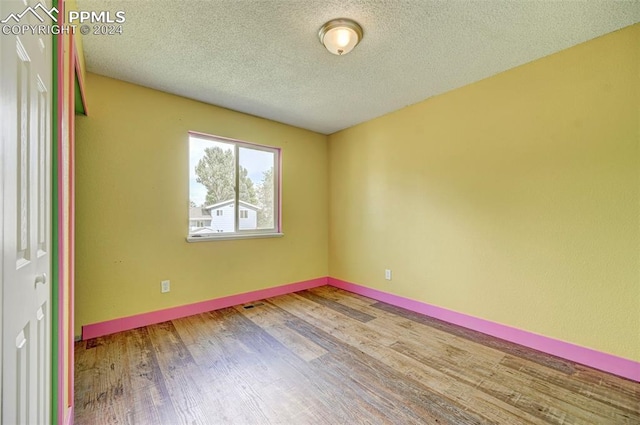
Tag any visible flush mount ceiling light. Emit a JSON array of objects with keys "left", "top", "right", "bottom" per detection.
[{"left": 318, "top": 18, "right": 363, "bottom": 56}]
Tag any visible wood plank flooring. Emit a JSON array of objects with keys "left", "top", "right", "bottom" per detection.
[{"left": 74, "top": 286, "right": 640, "bottom": 424}]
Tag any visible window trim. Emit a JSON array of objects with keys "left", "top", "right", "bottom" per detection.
[
  {"left": 186, "top": 131, "right": 282, "bottom": 242},
  {"left": 188, "top": 232, "right": 284, "bottom": 242}
]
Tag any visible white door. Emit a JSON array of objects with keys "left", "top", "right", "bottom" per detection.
[{"left": 1, "top": 0, "right": 53, "bottom": 423}]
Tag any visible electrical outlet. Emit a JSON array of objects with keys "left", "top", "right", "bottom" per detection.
[
  {"left": 161, "top": 280, "right": 170, "bottom": 293},
  {"left": 385, "top": 269, "right": 392, "bottom": 281}
]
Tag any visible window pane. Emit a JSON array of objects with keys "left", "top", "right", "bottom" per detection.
[
  {"left": 188, "top": 132, "right": 279, "bottom": 238},
  {"left": 189, "top": 136, "right": 235, "bottom": 234},
  {"left": 239, "top": 147, "right": 275, "bottom": 230}
]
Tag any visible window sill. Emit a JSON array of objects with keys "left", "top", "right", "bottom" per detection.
[{"left": 186, "top": 232, "right": 284, "bottom": 243}]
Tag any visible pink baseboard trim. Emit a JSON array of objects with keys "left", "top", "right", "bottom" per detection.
[
  {"left": 82, "top": 277, "right": 328, "bottom": 340},
  {"left": 64, "top": 406, "right": 73, "bottom": 425},
  {"left": 328, "top": 277, "right": 640, "bottom": 382}
]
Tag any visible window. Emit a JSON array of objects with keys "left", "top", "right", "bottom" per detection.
[{"left": 188, "top": 132, "right": 281, "bottom": 241}]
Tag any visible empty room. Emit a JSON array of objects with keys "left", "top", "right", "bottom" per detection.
[{"left": 1, "top": 1, "right": 638, "bottom": 424}]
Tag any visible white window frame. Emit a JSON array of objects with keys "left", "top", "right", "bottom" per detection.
[{"left": 187, "top": 131, "right": 282, "bottom": 242}]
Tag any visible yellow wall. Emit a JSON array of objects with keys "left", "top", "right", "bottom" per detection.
[
  {"left": 328, "top": 25, "right": 639, "bottom": 362},
  {"left": 74, "top": 74, "right": 328, "bottom": 336}
]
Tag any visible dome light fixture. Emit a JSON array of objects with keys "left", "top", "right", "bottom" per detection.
[{"left": 318, "top": 18, "right": 363, "bottom": 56}]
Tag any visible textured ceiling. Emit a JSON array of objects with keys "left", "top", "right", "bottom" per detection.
[{"left": 77, "top": 0, "right": 639, "bottom": 135}]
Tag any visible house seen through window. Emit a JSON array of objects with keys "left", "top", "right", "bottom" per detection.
[{"left": 188, "top": 132, "right": 280, "bottom": 238}]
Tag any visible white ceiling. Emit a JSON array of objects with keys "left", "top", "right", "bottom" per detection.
[{"left": 77, "top": 1, "right": 639, "bottom": 135}]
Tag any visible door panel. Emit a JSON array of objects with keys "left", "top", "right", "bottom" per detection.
[
  {"left": 17, "top": 38, "right": 31, "bottom": 267},
  {"left": 1, "top": 0, "right": 53, "bottom": 423}
]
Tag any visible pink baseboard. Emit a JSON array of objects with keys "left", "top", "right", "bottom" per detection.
[
  {"left": 63, "top": 406, "right": 73, "bottom": 425},
  {"left": 81, "top": 277, "right": 327, "bottom": 340},
  {"left": 81, "top": 275, "right": 639, "bottom": 382},
  {"left": 328, "top": 277, "right": 640, "bottom": 383}
]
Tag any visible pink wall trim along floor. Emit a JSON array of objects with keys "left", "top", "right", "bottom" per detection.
[
  {"left": 328, "top": 277, "right": 640, "bottom": 383},
  {"left": 64, "top": 407, "right": 73, "bottom": 425},
  {"left": 81, "top": 275, "right": 639, "bottom": 382},
  {"left": 81, "top": 277, "right": 328, "bottom": 340}
]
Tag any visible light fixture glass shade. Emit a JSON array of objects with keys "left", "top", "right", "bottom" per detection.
[{"left": 319, "top": 18, "right": 363, "bottom": 55}]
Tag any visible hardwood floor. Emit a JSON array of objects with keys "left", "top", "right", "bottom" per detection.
[{"left": 74, "top": 286, "right": 640, "bottom": 424}]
